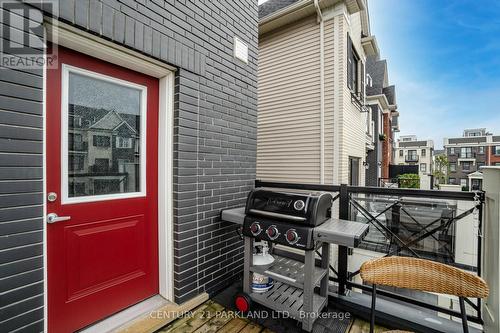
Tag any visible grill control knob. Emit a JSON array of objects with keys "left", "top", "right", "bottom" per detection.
[
  {"left": 294, "top": 200, "right": 305, "bottom": 211},
  {"left": 266, "top": 225, "right": 279, "bottom": 240},
  {"left": 286, "top": 229, "right": 299, "bottom": 244},
  {"left": 250, "top": 222, "right": 262, "bottom": 236}
]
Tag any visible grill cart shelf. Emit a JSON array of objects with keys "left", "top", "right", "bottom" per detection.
[{"left": 243, "top": 240, "right": 331, "bottom": 331}]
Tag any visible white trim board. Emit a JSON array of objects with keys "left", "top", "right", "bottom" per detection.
[{"left": 43, "top": 18, "right": 176, "bottom": 332}]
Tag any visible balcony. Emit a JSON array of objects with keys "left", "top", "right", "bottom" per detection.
[
  {"left": 212, "top": 180, "right": 488, "bottom": 333},
  {"left": 351, "top": 91, "right": 369, "bottom": 113},
  {"left": 405, "top": 154, "right": 419, "bottom": 162}
]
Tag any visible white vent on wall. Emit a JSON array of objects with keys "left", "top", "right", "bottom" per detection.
[{"left": 234, "top": 37, "right": 248, "bottom": 64}]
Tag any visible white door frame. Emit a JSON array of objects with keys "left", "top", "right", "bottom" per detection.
[{"left": 43, "top": 19, "right": 175, "bottom": 332}]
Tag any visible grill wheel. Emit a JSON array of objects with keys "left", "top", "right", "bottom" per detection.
[{"left": 234, "top": 293, "right": 251, "bottom": 313}]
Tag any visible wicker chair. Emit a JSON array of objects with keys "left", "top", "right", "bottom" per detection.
[{"left": 360, "top": 257, "right": 489, "bottom": 333}]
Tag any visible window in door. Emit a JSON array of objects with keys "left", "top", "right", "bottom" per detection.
[
  {"left": 62, "top": 65, "right": 146, "bottom": 202},
  {"left": 348, "top": 157, "right": 360, "bottom": 186}
]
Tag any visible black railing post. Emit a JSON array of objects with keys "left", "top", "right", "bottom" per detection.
[
  {"left": 391, "top": 203, "right": 401, "bottom": 235},
  {"left": 338, "top": 184, "right": 349, "bottom": 295}
]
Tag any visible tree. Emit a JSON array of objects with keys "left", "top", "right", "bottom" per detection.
[
  {"left": 398, "top": 173, "right": 420, "bottom": 189},
  {"left": 433, "top": 154, "right": 449, "bottom": 184}
]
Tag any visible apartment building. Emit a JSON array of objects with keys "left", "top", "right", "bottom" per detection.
[
  {"left": 394, "top": 136, "right": 434, "bottom": 188},
  {"left": 257, "top": 0, "right": 379, "bottom": 186},
  {"left": 364, "top": 55, "right": 399, "bottom": 186},
  {"left": 444, "top": 128, "right": 500, "bottom": 189}
]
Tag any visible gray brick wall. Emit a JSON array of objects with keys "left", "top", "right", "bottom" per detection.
[
  {"left": 1, "top": 0, "right": 257, "bottom": 329},
  {"left": 52, "top": 0, "right": 258, "bottom": 304},
  {"left": 0, "top": 2, "right": 45, "bottom": 332}
]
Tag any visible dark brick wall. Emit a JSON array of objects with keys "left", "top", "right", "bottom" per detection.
[
  {"left": 0, "top": 2, "right": 45, "bottom": 332},
  {"left": 50, "top": 0, "right": 258, "bottom": 304},
  {"left": 1, "top": 0, "right": 257, "bottom": 329}
]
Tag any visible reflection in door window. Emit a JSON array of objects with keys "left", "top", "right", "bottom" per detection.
[{"left": 67, "top": 71, "right": 143, "bottom": 198}]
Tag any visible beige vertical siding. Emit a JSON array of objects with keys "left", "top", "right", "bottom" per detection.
[
  {"left": 324, "top": 19, "right": 335, "bottom": 184},
  {"left": 257, "top": 16, "right": 322, "bottom": 183}
]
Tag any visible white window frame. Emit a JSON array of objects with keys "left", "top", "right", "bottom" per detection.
[
  {"left": 61, "top": 64, "right": 147, "bottom": 204},
  {"left": 116, "top": 136, "right": 133, "bottom": 149},
  {"left": 420, "top": 163, "right": 427, "bottom": 173}
]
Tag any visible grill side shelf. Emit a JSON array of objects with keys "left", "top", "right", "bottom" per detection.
[
  {"left": 249, "top": 254, "right": 327, "bottom": 290},
  {"left": 249, "top": 281, "right": 327, "bottom": 320}
]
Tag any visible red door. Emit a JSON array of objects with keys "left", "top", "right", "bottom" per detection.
[{"left": 47, "top": 46, "right": 159, "bottom": 333}]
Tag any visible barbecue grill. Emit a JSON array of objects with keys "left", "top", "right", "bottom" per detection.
[{"left": 222, "top": 188, "right": 370, "bottom": 332}]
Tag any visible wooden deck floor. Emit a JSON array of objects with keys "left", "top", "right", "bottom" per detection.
[{"left": 156, "top": 300, "right": 390, "bottom": 333}]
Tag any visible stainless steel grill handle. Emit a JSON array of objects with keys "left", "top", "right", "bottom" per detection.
[{"left": 248, "top": 209, "right": 306, "bottom": 222}]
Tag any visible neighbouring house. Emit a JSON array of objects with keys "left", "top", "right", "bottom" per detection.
[
  {"left": 257, "top": 0, "right": 379, "bottom": 186},
  {"left": 444, "top": 128, "right": 500, "bottom": 190},
  {"left": 0, "top": 1, "right": 257, "bottom": 332},
  {"left": 364, "top": 55, "right": 399, "bottom": 187},
  {"left": 394, "top": 135, "right": 434, "bottom": 189}
]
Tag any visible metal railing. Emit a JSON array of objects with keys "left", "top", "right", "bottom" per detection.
[{"left": 254, "top": 180, "right": 485, "bottom": 325}]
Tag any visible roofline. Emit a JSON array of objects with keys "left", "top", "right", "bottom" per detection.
[
  {"left": 259, "top": 0, "right": 365, "bottom": 35},
  {"left": 366, "top": 93, "right": 390, "bottom": 110},
  {"left": 361, "top": 35, "right": 379, "bottom": 57}
]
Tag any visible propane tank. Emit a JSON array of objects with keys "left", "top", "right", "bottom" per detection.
[{"left": 251, "top": 241, "right": 275, "bottom": 293}]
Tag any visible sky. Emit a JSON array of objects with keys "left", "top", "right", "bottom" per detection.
[
  {"left": 258, "top": 0, "right": 500, "bottom": 148},
  {"left": 368, "top": 0, "right": 500, "bottom": 148}
]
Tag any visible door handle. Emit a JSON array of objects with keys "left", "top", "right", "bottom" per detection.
[{"left": 47, "top": 213, "right": 71, "bottom": 224}]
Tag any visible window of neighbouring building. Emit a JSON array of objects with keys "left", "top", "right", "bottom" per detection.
[
  {"left": 116, "top": 136, "right": 133, "bottom": 149},
  {"left": 478, "top": 146, "right": 485, "bottom": 154},
  {"left": 69, "top": 154, "right": 84, "bottom": 171},
  {"left": 494, "top": 146, "right": 500, "bottom": 155},
  {"left": 69, "top": 133, "right": 84, "bottom": 151},
  {"left": 347, "top": 35, "right": 360, "bottom": 93},
  {"left": 408, "top": 150, "right": 418, "bottom": 160},
  {"left": 93, "top": 158, "right": 109, "bottom": 173},
  {"left": 461, "top": 161, "right": 472, "bottom": 171},
  {"left": 449, "top": 177, "right": 456, "bottom": 184},
  {"left": 420, "top": 163, "right": 427, "bottom": 173},
  {"left": 449, "top": 147, "right": 455, "bottom": 155},
  {"left": 421, "top": 149, "right": 426, "bottom": 157},
  {"left": 495, "top": 162, "right": 500, "bottom": 166},
  {"left": 449, "top": 163, "right": 456, "bottom": 172},
  {"left": 399, "top": 150, "right": 404, "bottom": 157},
  {"left": 460, "top": 147, "right": 473, "bottom": 158},
  {"left": 477, "top": 162, "right": 485, "bottom": 168},
  {"left": 93, "top": 135, "right": 111, "bottom": 147}
]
